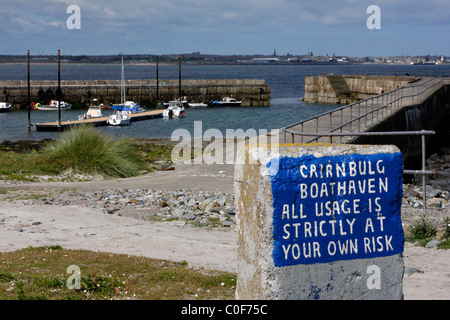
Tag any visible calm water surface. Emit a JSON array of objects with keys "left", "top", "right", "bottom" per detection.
[{"left": 1, "top": 63, "right": 449, "bottom": 142}]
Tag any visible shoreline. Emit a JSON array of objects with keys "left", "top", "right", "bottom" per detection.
[
  {"left": 0, "top": 62, "right": 172, "bottom": 66},
  {"left": 0, "top": 61, "right": 435, "bottom": 67}
]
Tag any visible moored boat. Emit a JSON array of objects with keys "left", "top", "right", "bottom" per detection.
[
  {"left": 111, "top": 101, "right": 145, "bottom": 113},
  {"left": 160, "top": 97, "right": 188, "bottom": 109},
  {"left": 210, "top": 97, "right": 242, "bottom": 107},
  {"left": 0, "top": 102, "right": 11, "bottom": 113},
  {"left": 188, "top": 102, "right": 208, "bottom": 108},
  {"left": 37, "top": 100, "right": 72, "bottom": 111},
  {"left": 163, "top": 100, "right": 185, "bottom": 119},
  {"left": 110, "top": 58, "right": 145, "bottom": 113},
  {"left": 107, "top": 111, "right": 132, "bottom": 126},
  {"left": 78, "top": 99, "right": 103, "bottom": 120}
]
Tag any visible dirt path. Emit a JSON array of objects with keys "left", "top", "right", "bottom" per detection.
[
  {"left": 0, "top": 201, "right": 237, "bottom": 273},
  {"left": 1, "top": 163, "right": 235, "bottom": 194}
]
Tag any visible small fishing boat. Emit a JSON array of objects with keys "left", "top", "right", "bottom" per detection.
[
  {"left": 123, "top": 101, "right": 145, "bottom": 113},
  {"left": 163, "top": 100, "right": 185, "bottom": 119},
  {"left": 37, "top": 100, "right": 72, "bottom": 111},
  {"left": 111, "top": 101, "right": 145, "bottom": 113},
  {"left": 110, "top": 58, "right": 145, "bottom": 113},
  {"left": 210, "top": 97, "right": 242, "bottom": 107},
  {"left": 78, "top": 99, "right": 103, "bottom": 120},
  {"left": 160, "top": 97, "right": 188, "bottom": 109},
  {"left": 0, "top": 102, "right": 11, "bottom": 113},
  {"left": 188, "top": 102, "right": 208, "bottom": 108},
  {"left": 107, "top": 111, "right": 132, "bottom": 126}
]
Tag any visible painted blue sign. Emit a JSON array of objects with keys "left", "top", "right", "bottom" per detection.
[{"left": 269, "top": 152, "right": 404, "bottom": 267}]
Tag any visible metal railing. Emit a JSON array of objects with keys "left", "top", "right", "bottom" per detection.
[
  {"left": 283, "top": 130, "right": 435, "bottom": 209},
  {"left": 308, "top": 67, "right": 450, "bottom": 79},
  {"left": 283, "top": 77, "right": 446, "bottom": 144}
]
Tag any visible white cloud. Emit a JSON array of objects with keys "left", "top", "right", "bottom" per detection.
[
  {"left": 1, "top": 0, "right": 450, "bottom": 55},
  {"left": 11, "top": 17, "right": 32, "bottom": 27},
  {"left": 39, "top": 19, "right": 64, "bottom": 28}
]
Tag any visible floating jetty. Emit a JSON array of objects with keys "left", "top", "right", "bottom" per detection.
[{"left": 34, "top": 109, "right": 163, "bottom": 132}]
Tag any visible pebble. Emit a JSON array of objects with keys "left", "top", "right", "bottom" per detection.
[
  {"left": 401, "top": 150, "right": 450, "bottom": 209},
  {"left": 27, "top": 188, "right": 237, "bottom": 229},
  {"left": 403, "top": 184, "right": 449, "bottom": 209},
  {"left": 3, "top": 148, "right": 447, "bottom": 233},
  {"left": 425, "top": 239, "right": 441, "bottom": 248},
  {"left": 405, "top": 268, "right": 424, "bottom": 277}
]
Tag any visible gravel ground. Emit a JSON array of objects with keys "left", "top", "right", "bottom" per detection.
[{"left": 0, "top": 159, "right": 449, "bottom": 300}]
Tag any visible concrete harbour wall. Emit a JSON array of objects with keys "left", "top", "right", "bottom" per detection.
[
  {"left": 351, "top": 84, "right": 450, "bottom": 163},
  {"left": 304, "top": 75, "right": 417, "bottom": 105},
  {"left": 0, "top": 79, "right": 271, "bottom": 108}
]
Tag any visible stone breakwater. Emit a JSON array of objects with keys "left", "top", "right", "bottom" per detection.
[
  {"left": 15, "top": 189, "right": 237, "bottom": 229},
  {"left": 304, "top": 75, "right": 417, "bottom": 105},
  {"left": 1, "top": 79, "right": 271, "bottom": 108}
]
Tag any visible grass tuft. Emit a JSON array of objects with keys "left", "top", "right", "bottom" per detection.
[
  {"left": 406, "top": 215, "right": 437, "bottom": 243},
  {"left": 0, "top": 128, "right": 176, "bottom": 181},
  {"left": 35, "top": 125, "right": 147, "bottom": 178}
]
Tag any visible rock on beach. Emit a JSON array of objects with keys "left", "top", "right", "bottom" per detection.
[{"left": 11, "top": 188, "right": 237, "bottom": 229}]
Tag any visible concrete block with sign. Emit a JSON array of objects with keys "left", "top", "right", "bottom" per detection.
[{"left": 234, "top": 144, "right": 405, "bottom": 300}]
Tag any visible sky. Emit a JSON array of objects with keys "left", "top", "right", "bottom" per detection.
[{"left": 1, "top": 0, "right": 449, "bottom": 57}]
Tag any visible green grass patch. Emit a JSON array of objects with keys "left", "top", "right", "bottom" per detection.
[
  {"left": 36, "top": 125, "right": 147, "bottom": 178},
  {"left": 405, "top": 215, "right": 437, "bottom": 243},
  {"left": 442, "top": 217, "right": 450, "bottom": 241},
  {"left": 0, "top": 246, "right": 236, "bottom": 300},
  {"left": 437, "top": 217, "right": 450, "bottom": 249},
  {"left": 437, "top": 240, "right": 450, "bottom": 250},
  {"left": 0, "top": 152, "right": 37, "bottom": 181},
  {"left": 0, "top": 126, "right": 177, "bottom": 181},
  {"left": 406, "top": 215, "right": 450, "bottom": 249}
]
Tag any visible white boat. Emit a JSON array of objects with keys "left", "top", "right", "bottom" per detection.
[
  {"left": 161, "top": 97, "right": 188, "bottom": 108},
  {"left": 38, "top": 100, "right": 72, "bottom": 111},
  {"left": 78, "top": 99, "right": 103, "bottom": 120},
  {"left": 210, "top": 97, "right": 242, "bottom": 107},
  {"left": 163, "top": 100, "right": 185, "bottom": 119},
  {"left": 110, "top": 58, "right": 145, "bottom": 113},
  {"left": 0, "top": 102, "right": 11, "bottom": 113},
  {"left": 107, "top": 111, "right": 132, "bottom": 126},
  {"left": 188, "top": 102, "right": 208, "bottom": 108}
]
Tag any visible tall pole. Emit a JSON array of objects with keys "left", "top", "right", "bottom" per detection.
[
  {"left": 58, "top": 50, "right": 61, "bottom": 130},
  {"left": 27, "top": 50, "right": 31, "bottom": 132},
  {"left": 178, "top": 55, "right": 181, "bottom": 99},
  {"left": 121, "top": 56, "right": 125, "bottom": 104},
  {"left": 156, "top": 56, "right": 159, "bottom": 109}
]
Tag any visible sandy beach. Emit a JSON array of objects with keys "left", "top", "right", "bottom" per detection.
[{"left": 0, "top": 161, "right": 449, "bottom": 300}]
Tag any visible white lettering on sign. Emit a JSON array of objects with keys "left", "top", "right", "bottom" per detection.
[{"left": 272, "top": 153, "right": 404, "bottom": 266}]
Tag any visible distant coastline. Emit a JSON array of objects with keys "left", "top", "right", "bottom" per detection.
[
  {"left": 0, "top": 62, "right": 172, "bottom": 66},
  {"left": 1, "top": 53, "right": 448, "bottom": 66},
  {"left": 1, "top": 61, "right": 443, "bottom": 67}
]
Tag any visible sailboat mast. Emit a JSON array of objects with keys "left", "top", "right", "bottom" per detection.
[{"left": 121, "top": 57, "right": 125, "bottom": 104}]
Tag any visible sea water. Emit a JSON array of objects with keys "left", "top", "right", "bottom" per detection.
[{"left": 0, "top": 63, "right": 448, "bottom": 142}]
